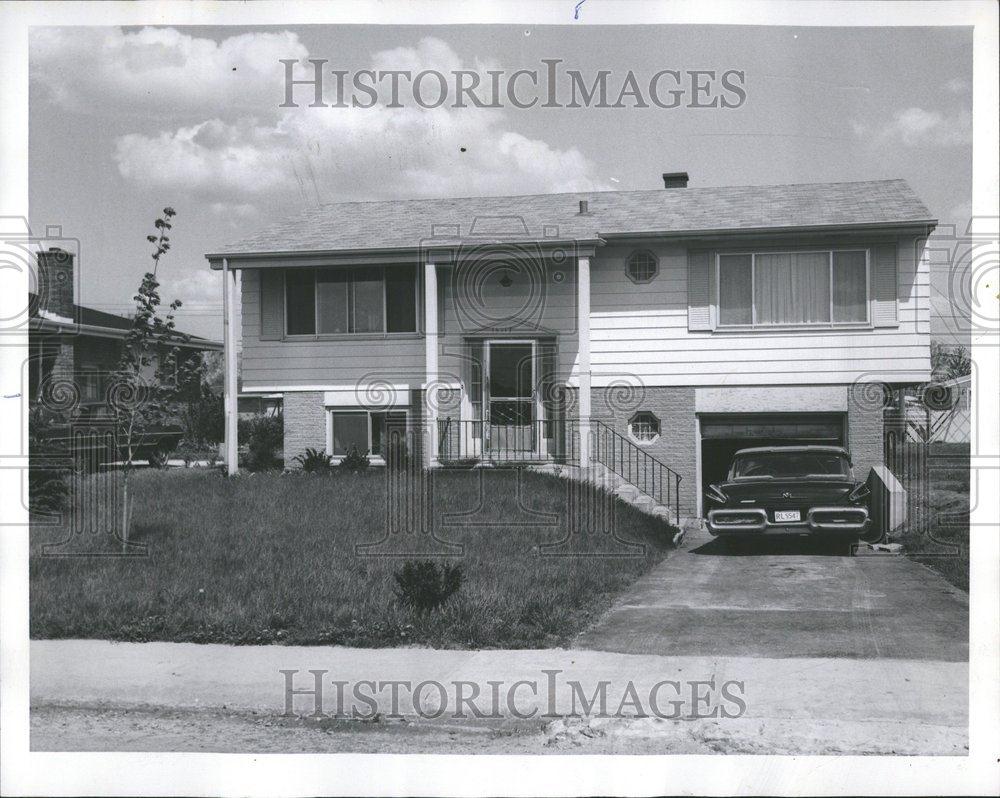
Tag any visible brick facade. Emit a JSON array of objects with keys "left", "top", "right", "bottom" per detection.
[
  {"left": 282, "top": 391, "right": 326, "bottom": 468},
  {"left": 283, "top": 389, "right": 428, "bottom": 468},
  {"left": 280, "top": 384, "right": 885, "bottom": 516}
]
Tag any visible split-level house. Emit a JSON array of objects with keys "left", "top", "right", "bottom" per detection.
[{"left": 208, "top": 173, "right": 935, "bottom": 521}]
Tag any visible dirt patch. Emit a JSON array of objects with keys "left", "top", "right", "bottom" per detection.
[{"left": 31, "top": 704, "right": 966, "bottom": 756}]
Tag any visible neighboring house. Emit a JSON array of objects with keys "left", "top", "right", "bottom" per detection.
[
  {"left": 29, "top": 247, "right": 223, "bottom": 413},
  {"left": 207, "top": 174, "right": 935, "bottom": 519}
]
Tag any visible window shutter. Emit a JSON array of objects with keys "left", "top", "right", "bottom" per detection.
[
  {"left": 259, "top": 269, "right": 285, "bottom": 340},
  {"left": 687, "top": 250, "right": 713, "bottom": 331},
  {"left": 871, "top": 244, "right": 898, "bottom": 328}
]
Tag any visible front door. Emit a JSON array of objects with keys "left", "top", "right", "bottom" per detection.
[{"left": 485, "top": 340, "right": 536, "bottom": 456}]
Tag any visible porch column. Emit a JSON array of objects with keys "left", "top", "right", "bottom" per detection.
[
  {"left": 222, "top": 259, "right": 239, "bottom": 475},
  {"left": 424, "top": 258, "right": 439, "bottom": 466},
  {"left": 577, "top": 254, "right": 591, "bottom": 468}
]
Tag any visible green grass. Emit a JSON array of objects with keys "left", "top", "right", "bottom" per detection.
[
  {"left": 894, "top": 442, "right": 970, "bottom": 591},
  {"left": 30, "top": 468, "right": 677, "bottom": 648}
]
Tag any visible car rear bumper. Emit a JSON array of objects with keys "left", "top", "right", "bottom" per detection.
[{"left": 706, "top": 506, "right": 870, "bottom": 536}]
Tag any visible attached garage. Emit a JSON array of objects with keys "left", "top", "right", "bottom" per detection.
[{"left": 698, "top": 413, "right": 847, "bottom": 511}]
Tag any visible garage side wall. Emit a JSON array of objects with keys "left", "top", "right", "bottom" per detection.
[{"left": 847, "top": 396, "right": 885, "bottom": 481}]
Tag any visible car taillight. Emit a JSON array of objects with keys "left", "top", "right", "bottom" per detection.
[
  {"left": 705, "top": 483, "right": 728, "bottom": 504},
  {"left": 848, "top": 482, "right": 870, "bottom": 503}
]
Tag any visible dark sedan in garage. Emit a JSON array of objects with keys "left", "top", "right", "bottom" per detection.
[{"left": 704, "top": 445, "right": 872, "bottom": 539}]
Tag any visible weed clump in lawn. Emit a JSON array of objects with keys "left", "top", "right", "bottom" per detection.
[{"left": 393, "top": 560, "right": 462, "bottom": 612}]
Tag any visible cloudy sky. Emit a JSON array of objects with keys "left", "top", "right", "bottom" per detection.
[{"left": 29, "top": 24, "right": 972, "bottom": 342}]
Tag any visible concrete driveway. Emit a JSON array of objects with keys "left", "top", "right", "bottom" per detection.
[{"left": 574, "top": 528, "right": 969, "bottom": 661}]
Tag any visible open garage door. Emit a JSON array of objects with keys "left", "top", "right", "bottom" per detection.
[{"left": 699, "top": 413, "right": 846, "bottom": 508}]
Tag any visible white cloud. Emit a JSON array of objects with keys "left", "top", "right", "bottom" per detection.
[
  {"left": 208, "top": 202, "right": 259, "bottom": 218},
  {"left": 30, "top": 26, "right": 307, "bottom": 115},
  {"left": 115, "top": 105, "right": 603, "bottom": 201},
  {"left": 161, "top": 267, "right": 221, "bottom": 307},
  {"left": 105, "top": 35, "right": 606, "bottom": 203},
  {"left": 853, "top": 106, "right": 971, "bottom": 147}
]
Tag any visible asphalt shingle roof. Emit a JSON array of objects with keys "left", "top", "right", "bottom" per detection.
[{"left": 215, "top": 179, "right": 934, "bottom": 256}]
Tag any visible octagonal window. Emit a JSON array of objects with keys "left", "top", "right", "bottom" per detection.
[
  {"left": 629, "top": 411, "right": 661, "bottom": 443},
  {"left": 626, "top": 250, "right": 658, "bottom": 283}
]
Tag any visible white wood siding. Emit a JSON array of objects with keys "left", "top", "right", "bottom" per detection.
[{"left": 589, "top": 236, "right": 930, "bottom": 387}]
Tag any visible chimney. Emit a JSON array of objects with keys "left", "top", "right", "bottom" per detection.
[
  {"left": 578, "top": 199, "right": 590, "bottom": 215},
  {"left": 36, "top": 248, "right": 75, "bottom": 321},
  {"left": 662, "top": 171, "right": 689, "bottom": 189}
]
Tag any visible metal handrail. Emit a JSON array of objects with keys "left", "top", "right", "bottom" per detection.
[{"left": 587, "top": 419, "right": 682, "bottom": 524}]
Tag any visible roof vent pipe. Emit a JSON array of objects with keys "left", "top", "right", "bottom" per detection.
[{"left": 662, "top": 172, "right": 689, "bottom": 189}]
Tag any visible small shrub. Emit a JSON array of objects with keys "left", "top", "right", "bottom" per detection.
[
  {"left": 28, "top": 407, "right": 69, "bottom": 513},
  {"left": 293, "top": 447, "right": 332, "bottom": 473},
  {"left": 181, "top": 389, "right": 224, "bottom": 444},
  {"left": 244, "top": 415, "right": 283, "bottom": 471},
  {"left": 393, "top": 560, "right": 463, "bottom": 612},
  {"left": 339, "top": 444, "right": 369, "bottom": 471}
]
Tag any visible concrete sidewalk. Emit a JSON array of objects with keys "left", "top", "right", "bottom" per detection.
[{"left": 30, "top": 639, "right": 968, "bottom": 753}]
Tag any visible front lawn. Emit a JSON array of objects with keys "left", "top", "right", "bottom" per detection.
[{"left": 30, "top": 468, "right": 677, "bottom": 648}]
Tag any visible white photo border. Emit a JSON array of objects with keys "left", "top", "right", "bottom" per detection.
[{"left": 1, "top": 1, "right": 997, "bottom": 796}]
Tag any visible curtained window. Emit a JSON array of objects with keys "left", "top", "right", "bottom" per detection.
[
  {"left": 832, "top": 251, "right": 868, "bottom": 322},
  {"left": 718, "top": 254, "right": 752, "bottom": 325},
  {"left": 286, "top": 265, "right": 417, "bottom": 335},
  {"left": 717, "top": 250, "right": 868, "bottom": 327}
]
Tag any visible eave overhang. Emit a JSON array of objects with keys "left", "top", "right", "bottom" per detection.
[
  {"left": 206, "top": 239, "right": 605, "bottom": 270},
  {"left": 30, "top": 317, "right": 223, "bottom": 351},
  {"left": 206, "top": 219, "right": 938, "bottom": 270}
]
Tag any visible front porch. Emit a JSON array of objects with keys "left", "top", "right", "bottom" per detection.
[
  {"left": 436, "top": 417, "right": 578, "bottom": 466},
  {"left": 430, "top": 414, "right": 682, "bottom": 525}
]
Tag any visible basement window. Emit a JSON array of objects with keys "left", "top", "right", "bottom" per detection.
[
  {"left": 628, "top": 411, "right": 661, "bottom": 444},
  {"left": 329, "top": 410, "right": 407, "bottom": 458}
]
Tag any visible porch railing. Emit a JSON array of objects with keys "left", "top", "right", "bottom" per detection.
[
  {"left": 435, "top": 416, "right": 682, "bottom": 523},
  {"left": 437, "top": 418, "right": 572, "bottom": 464}
]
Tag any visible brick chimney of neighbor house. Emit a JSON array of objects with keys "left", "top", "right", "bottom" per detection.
[
  {"left": 662, "top": 171, "right": 689, "bottom": 189},
  {"left": 36, "top": 248, "right": 75, "bottom": 321}
]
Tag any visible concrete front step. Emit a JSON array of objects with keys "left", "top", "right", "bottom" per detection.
[{"left": 530, "top": 462, "right": 678, "bottom": 527}]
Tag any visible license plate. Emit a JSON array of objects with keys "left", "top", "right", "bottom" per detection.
[{"left": 774, "top": 510, "right": 801, "bottom": 523}]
